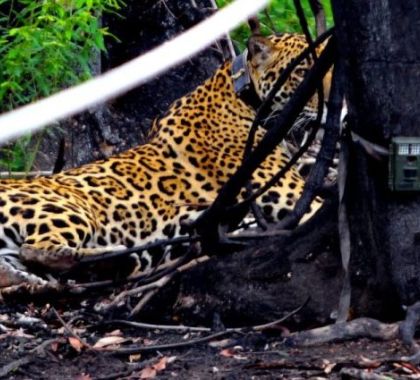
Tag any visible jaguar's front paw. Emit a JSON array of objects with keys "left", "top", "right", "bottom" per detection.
[{"left": 0, "top": 255, "right": 61, "bottom": 297}]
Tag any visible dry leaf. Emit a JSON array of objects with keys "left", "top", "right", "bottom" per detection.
[
  {"left": 394, "top": 361, "right": 420, "bottom": 375},
  {"left": 129, "top": 354, "right": 142, "bottom": 363},
  {"left": 93, "top": 336, "right": 128, "bottom": 348},
  {"left": 139, "top": 356, "right": 175, "bottom": 379},
  {"left": 68, "top": 337, "right": 83, "bottom": 352},
  {"left": 220, "top": 348, "right": 247, "bottom": 360},
  {"left": 220, "top": 348, "right": 235, "bottom": 357},
  {"left": 106, "top": 329, "right": 123, "bottom": 337},
  {"left": 358, "top": 356, "right": 381, "bottom": 368},
  {"left": 74, "top": 374, "right": 92, "bottom": 380},
  {"left": 50, "top": 341, "right": 60, "bottom": 352},
  {"left": 140, "top": 367, "right": 157, "bottom": 379},
  {"left": 153, "top": 357, "right": 168, "bottom": 371},
  {"left": 323, "top": 363, "right": 336, "bottom": 374},
  {"left": 208, "top": 338, "right": 234, "bottom": 348},
  {"left": 10, "top": 328, "right": 34, "bottom": 339},
  {"left": 167, "top": 356, "right": 177, "bottom": 364}
]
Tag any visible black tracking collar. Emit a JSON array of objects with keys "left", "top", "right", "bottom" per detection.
[{"left": 231, "top": 51, "right": 262, "bottom": 110}]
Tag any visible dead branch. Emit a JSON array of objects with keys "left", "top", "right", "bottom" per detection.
[
  {"left": 93, "top": 245, "right": 205, "bottom": 314},
  {"left": 242, "top": 30, "right": 333, "bottom": 164},
  {"left": 106, "top": 319, "right": 212, "bottom": 333},
  {"left": 107, "top": 331, "right": 229, "bottom": 356},
  {"left": 286, "top": 317, "right": 399, "bottom": 347},
  {"left": 308, "top": 0, "right": 327, "bottom": 37},
  {"left": 105, "top": 298, "right": 308, "bottom": 335},
  {"left": 171, "top": 198, "right": 339, "bottom": 326},
  {"left": 248, "top": 16, "right": 261, "bottom": 35},
  {"left": 231, "top": 116, "right": 320, "bottom": 213},
  {"left": 194, "top": 34, "right": 336, "bottom": 240},
  {"left": 277, "top": 57, "right": 344, "bottom": 229}
]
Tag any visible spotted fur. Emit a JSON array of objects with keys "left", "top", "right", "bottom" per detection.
[{"left": 0, "top": 34, "right": 327, "bottom": 291}]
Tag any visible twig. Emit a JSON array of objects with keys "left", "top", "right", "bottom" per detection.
[
  {"left": 276, "top": 56, "right": 344, "bottom": 229},
  {"left": 96, "top": 244, "right": 204, "bottom": 314},
  {"left": 339, "top": 368, "right": 394, "bottom": 380},
  {"left": 106, "top": 331, "right": 229, "bottom": 355},
  {"left": 96, "top": 275, "right": 172, "bottom": 314},
  {"left": 227, "top": 228, "right": 291, "bottom": 239},
  {"left": 251, "top": 298, "right": 309, "bottom": 331},
  {"left": 105, "top": 320, "right": 212, "bottom": 333},
  {"left": 230, "top": 115, "right": 320, "bottom": 212},
  {"left": 77, "top": 235, "right": 199, "bottom": 264},
  {"left": 130, "top": 288, "right": 160, "bottom": 317},
  {"left": 51, "top": 307, "right": 92, "bottom": 350},
  {"left": 209, "top": 0, "right": 236, "bottom": 59},
  {"left": 0, "top": 171, "right": 52, "bottom": 178},
  {"left": 103, "top": 301, "right": 308, "bottom": 356},
  {"left": 241, "top": 30, "right": 333, "bottom": 166},
  {"left": 194, "top": 34, "right": 336, "bottom": 237},
  {"left": 71, "top": 247, "right": 206, "bottom": 291},
  {"left": 106, "top": 297, "right": 308, "bottom": 334},
  {"left": 308, "top": 0, "right": 327, "bottom": 37}
]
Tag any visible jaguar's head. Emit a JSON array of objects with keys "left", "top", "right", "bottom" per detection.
[{"left": 246, "top": 33, "right": 331, "bottom": 128}]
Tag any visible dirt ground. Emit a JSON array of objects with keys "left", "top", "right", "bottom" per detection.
[{"left": 0, "top": 301, "right": 418, "bottom": 380}]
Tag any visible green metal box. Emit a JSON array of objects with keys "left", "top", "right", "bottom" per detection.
[{"left": 389, "top": 137, "right": 420, "bottom": 191}]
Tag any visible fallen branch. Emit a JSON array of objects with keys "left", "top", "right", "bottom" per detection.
[
  {"left": 194, "top": 34, "right": 336, "bottom": 240},
  {"left": 107, "top": 330, "right": 229, "bottom": 356},
  {"left": 286, "top": 317, "right": 399, "bottom": 347},
  {"left": 105, "top": 298, "right": 308, "bottom": 335},
  {"left": 94, "top": 243, "right": 204, "bottom": 314}
]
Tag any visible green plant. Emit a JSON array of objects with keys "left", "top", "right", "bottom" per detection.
[
  {"left": 216, "top": 0, "right": 333, "bottom": 50},
  {"left": 0, "top": 0, "right": 122, "bottom": 171},
  {"left": 0, "top": 0, "right": 121, "bottom": 109},
  {"left": 0, "top": 134, "right": 40, "bottom": 172}
]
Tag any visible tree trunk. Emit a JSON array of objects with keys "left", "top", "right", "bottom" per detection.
[
  {"left": 35, "top": 0, "right": 225, "bottom": 169},
  {"left": 332, "top": 1, "right": 420, "bottom": 317}
]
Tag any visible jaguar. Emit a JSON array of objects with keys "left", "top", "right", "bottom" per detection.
[{"left": 0, "top": 33, "right": 328, "bottom": 294}]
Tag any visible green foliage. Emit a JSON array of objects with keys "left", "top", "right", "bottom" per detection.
[
  {"left": 216, "top": 0, "right": 333, "bottom": 50},
  {"left": 0, "top": 0, "right": 121, "bottom": 171},
  {"left": 0, "top": 0, "right": 121, "bottom": 110},
  {"left": 0, "top": 134, "right": 40, "bottom": 172}
]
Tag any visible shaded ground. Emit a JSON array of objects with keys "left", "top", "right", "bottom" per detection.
[{"left": 0, "top": 302, "right": 417, "bottom": 380}]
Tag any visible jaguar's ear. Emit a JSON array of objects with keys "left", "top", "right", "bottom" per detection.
[{"left": 247, "top": 36, "right": 275, "bottom": 67}]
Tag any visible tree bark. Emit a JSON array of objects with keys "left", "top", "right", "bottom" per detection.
[{"left": 332, "top": 1, "right": 420, "bottom": 315}]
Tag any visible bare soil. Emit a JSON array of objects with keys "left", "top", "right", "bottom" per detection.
[{"left": 0, "top": 301, "right": 417, "bottom": 380}]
